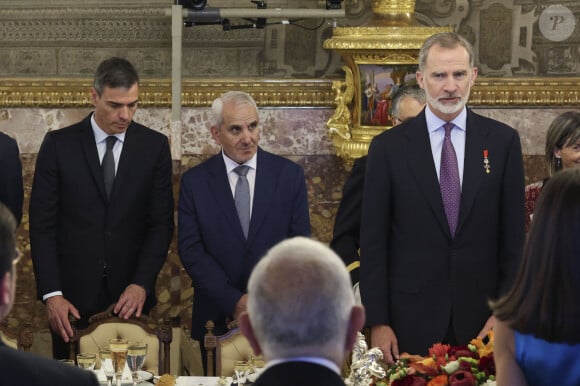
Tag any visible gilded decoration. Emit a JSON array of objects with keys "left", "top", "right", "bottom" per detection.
[{"left": 1, "top": 77, "right": 580, "bottom": 108}]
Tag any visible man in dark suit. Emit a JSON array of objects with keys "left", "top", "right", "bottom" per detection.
[
  {"left": 239, "top": 237, "right": 365, "bottom": 386},
  {"left": 360, "top": 32, "right": 525, "bottom": 362},
  {"left": 331, "top": 85, "right": 425, "bottom": 286},
  {"left": 0, "top": 203, "right": 99, "bottom": 385},
  {"left": 178, "top": 91, "right": 311, "bottom": 349},
  {"left": 29, "top": 57, "right": 174, "bottom": 359},
  {"left": 0, "top": 132, "right": 24, "bottom": 225}
]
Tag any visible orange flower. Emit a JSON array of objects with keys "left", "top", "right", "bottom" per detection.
[
  {"left": 469, "top": 331, "right": 494, "bottom": 358},
  {"left": 426, "top": 374, "right": 449, "bottom": 386}
]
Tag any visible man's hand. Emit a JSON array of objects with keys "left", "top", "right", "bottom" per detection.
[
  {"left": 114, "top": 284, "right": 146, "bottom": 319},
  {"left": 371, "top": 324, "right": 399, "bottom": 365},
  {"left": 233, "top": 294, "right": 248, "bottom": 322},
  {"left": 477, "top": 315, "right": 495, "bottom": 338},
  {"left": 46, "top": 295, "right": 80, "bottom": 342}
]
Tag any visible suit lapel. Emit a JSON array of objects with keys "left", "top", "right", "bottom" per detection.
[
  {"left": 247, "top": 148, "right": 275, "bottom": 244},
  {"left": 79, "top": 115, "right": 108, "bottom": 202},
  {"left": 457, "top": 110, "right": 487, "bottom": 233},
  {"left": 207, "top": 154, "right": 247, "bottom": 242},
  {"left": 404, "top": 114, "right": 451, "bottom": 237}
]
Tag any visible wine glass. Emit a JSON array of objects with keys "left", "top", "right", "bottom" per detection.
[
  {"left": 127, "top": 342, "right": 147, "bottom": 385},
  {"left": 99, "top": 348, "right": 115, "bottom": 386},
  {"left": 76, "top": 352, "right": 96, "bottom": 370},
  {"left": 58, "top": 359, "right": 75, "bottom": 366},
  {"left": 109, "top": 338, "right": 128, "bottom": 386},
  {"left": 233, "top": 360, "right": 250, "bottom": 385}
]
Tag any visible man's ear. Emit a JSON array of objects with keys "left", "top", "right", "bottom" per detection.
[
  {"left": 210, "top": 126, "right": 221, "bottom": 145},
  {"left": 345, "top": 305, "right": 366, "bottom": 351},
  {"left": 238, "top": 312, "right": 262, "bottom": 356}
]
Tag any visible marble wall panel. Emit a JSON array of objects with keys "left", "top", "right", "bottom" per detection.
[{"left": 1, "top": 105, "right": 577, "bottom": 343}]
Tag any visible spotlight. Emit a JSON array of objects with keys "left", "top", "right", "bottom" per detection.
[
  {"left": 177, "top": 0, "right": 207, "bottom": 11},
  {"left": 326, "top": 0, "right": 341, "bottom": 10}
]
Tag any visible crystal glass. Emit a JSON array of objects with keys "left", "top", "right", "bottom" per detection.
[
  {"left": 76, "top": 352, "right": 96, "bottom": 370},
  {"left": 109, "top": 338, "right": 128, "bottom": 386},
  {"left": 99, "top": 348, "right": 115, "bottom": 386},
  {"left": 233, "top": 360, "right": 250, "bottom": 385},
  {"left": 127, "top": 342, "right": 148, "bottom": 385}
]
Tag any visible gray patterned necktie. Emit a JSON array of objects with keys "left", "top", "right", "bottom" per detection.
[
  {"left": 234, "top": 165, "right": 251, "bottom": 238},
  {"left": 102, "top": 136, "right": 117, "bottom": 198},
  {"left": 440, "top": 123, "right": 461, "bottom": 237}
]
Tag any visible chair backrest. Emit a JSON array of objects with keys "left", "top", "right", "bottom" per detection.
[
  {"left": 0, "top": 320, "right": 33, "bottom": 351},
  {"left": 204, "top": 320, "right": 255, "bottom": 377},
  {"left": 71, "top": 305, "right": 172, "bottom": 375}
]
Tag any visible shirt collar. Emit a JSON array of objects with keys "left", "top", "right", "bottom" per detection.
[
  {"left": 90, "top": 113, "right": 126, "bottom": 144},
  {"left": 425, "top": 105, "right": 467, "bottom": 133},
  {"left": 222, "top": 150, "right": 258, "bottom": 174},
  {"left": 265, "top": 356, "right": 341, "bottom": 375}
]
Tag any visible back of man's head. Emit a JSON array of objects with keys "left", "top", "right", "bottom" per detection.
[{"left": 241, "top": 237, "right": 364, "bottom": 364}]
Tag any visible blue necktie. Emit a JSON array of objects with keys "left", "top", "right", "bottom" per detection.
[
  {"left": 234, "top": 165, "right": 251, "bottom": 238},
  {"left": 440, "top": 123, "right": 461, "bottom": 237},
  {"left": 102, "top": 136, "right": 117, "bottom": 198}
]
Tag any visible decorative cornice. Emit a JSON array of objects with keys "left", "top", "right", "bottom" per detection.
[{"left": 1, "top": 77, "right": 580, "bottom": 108}]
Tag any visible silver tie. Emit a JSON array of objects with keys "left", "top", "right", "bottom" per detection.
[{"left": 234, "top": 165, "right": 251, "bottom": 238}]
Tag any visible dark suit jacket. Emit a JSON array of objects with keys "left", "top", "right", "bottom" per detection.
[
  {"left": 330, "top": 156, "right": 366, "bottom": 284},
  {"left": 29, "top": 114, "right": 174, "bottom": 316},
  {"left": 252, "top": 361, "right": 345, "bottom": 386},
  {"left": 0, "top": 132, "right": 23, "bottom": 225},
  {"left": 0, "top": 342, "right": 99, "bottom": 386},
  {"left": 178, "top": 148, "right": 310, "bottom": 339},
  {"left": 360, "top": 108, "right": 525, "bottom": 355}
]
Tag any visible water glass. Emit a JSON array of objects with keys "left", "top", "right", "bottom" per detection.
[
  {"left": 99, "top": 348, "right": 115, "bottom": 386},
  {"left": 127, "top": 342, "right": 147, "bottom": 385},
  {"left": 76, "top": 352, "right": 96, "bottom": 370}
]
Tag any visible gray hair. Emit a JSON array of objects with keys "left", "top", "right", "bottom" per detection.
[
  {"left": 247, "top": 237, "right": 355, "bottom": 358},
  {"left": 211, "top": 91, "right": 259, "bottom": 128},
  {"left": 391, "top": 85, "right": 426, "bottom": 118},
  {"left": 93, "top": 57, "right": 139, "bottom": 96},
  {"left": 418, "top": 32, "right": 475, "bottom": 72}
]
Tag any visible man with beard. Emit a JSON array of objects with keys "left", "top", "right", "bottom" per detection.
[{"left": 359, "top": 32, "right": 525, "bottom": 362}]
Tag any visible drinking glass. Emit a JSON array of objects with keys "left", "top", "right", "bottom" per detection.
[
  {"left": 233, "top": 360, "right": 250, "bottom": 385},
  {"left": 76, "top": 353, "right": 96, "bottom": 370},
  {"left": 99, "top": 348, "right": 115, "bottom": 386},
  {"left": 109, "top": 338, "right": 128, "bottom": 386},
  {"left": 58, "top": 359, "right": 75, "bottom": 366},
  {"left": 127, "top": 342, "right": 147, "bottom": 385}
]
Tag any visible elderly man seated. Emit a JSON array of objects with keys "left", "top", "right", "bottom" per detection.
[{"left": 239, "top": 236, "right": 365, "bottom": 386}]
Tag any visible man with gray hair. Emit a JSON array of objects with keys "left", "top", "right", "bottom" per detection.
[
  {"left": 239, "top": 236, "right": 365, "bottom": 386},
  {"left": 178, "top": 91, "right": 310, "bottom": 369}
]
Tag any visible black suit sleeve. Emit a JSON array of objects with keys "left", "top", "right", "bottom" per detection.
[
  {"left": 330, "top": 156, "right": 366, "bottom": 285},
  {"left": 0, "top": 134, "right": 24, "bottom": 225}
]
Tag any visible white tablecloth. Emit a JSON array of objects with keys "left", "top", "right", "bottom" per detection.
[{"left": 175, "top": 377, "right": 222, "bottom": 386}]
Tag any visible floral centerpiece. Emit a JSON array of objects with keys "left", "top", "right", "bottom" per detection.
[{"left": 346, "top": 332, "right": 496, "bottom": 386}]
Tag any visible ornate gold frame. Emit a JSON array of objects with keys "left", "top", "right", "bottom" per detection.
[{"left": 1, "top": 77, "right": 580, "bottom": 108}]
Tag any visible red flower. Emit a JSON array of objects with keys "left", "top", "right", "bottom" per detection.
[
  {"left": 478, "top": 354, "right": 495, "bottom": 376},
  {"left": 448, "top": 370, "right": 476, "bottom": 386},
  {"left": 392, "top": 375, "right": 428, "bottom": 386},
  {"left": 457, "top": 360, "right": 472, "bottom": 372},
  {"left": 428, "top": 343, "right": 450, "bottom": 366},
  {"left": 448, "top": 345, "right": 478, "bottom": 360}
]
